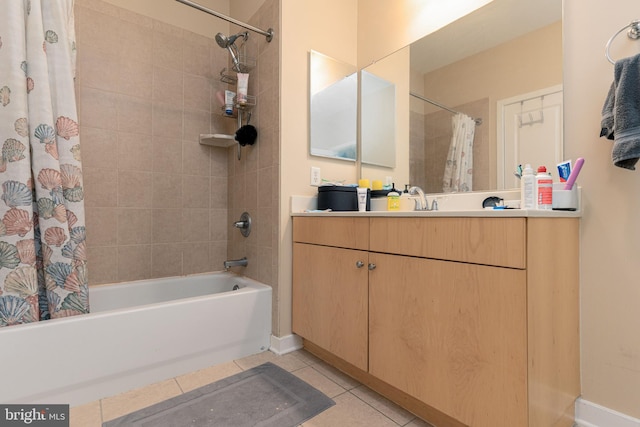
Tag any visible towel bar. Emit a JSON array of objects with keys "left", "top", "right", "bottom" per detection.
[{"left": 605, "top": 20, "right": 640, "bottom": 64}]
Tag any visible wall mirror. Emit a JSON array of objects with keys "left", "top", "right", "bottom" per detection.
[
  {"left": 309, "top": 50, "right": 357, "bottom": 161},
  {"left": 362, "top": 0, "right": 563, "bottom": 193},
  {"left": 361, "top": 70, "right": 396, "bottom": 168}
]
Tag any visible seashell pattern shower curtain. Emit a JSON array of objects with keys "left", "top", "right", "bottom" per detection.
[
  {"left": 0, "top": 0, "right": 88, "bottom": 326},
  {"left": 443, "top": 113, "right": 475, "bottom": 193}
]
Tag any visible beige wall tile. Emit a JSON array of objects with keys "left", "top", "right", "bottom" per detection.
[
  {"left": 83, "top": 167, "right": 118, "bottom": 208},
  {"left": 183, "top": 109, "right": 210, "bottom": 143},
  {"left": 80, "top": 127, "right": 118, "bottom": 169},
  {"left": 184, "top": 74, "right": 211, "bottom": 112},
  {"left": 183, "top": 175, "right": 210, "bottom": 208},
  {"left": 118, "top": 170, "right": 153, "bottom": 208},
  {"left": 118, "top": 59, "right": 153, "bottom": 100},
  {"left": 153, "top": 30, "right": 183, "bottom": 72},
  {"left": 210, "top": 209, "right": 227, "bottom": 241},
  {"left": 79, "top": 88, "right": 118, "bottom": 130},
  {"left": 117, "top": 244, "right": 152, "bottom": 282},
  {"left": 182, "top": 241, "right": 211, "bottom": 274},
  {"left": 152, "top": 137, "right": 183, "bottom": 175},
  {"left": 77, "top": 48, "right": 119, "bottom": 92},
  {"left": 210, "top": 176, "right": 228, "bottom": 208},
  {"left": 152, "top": 103, "right": 183, "bottom": 139},
  {"left": 151, "top": 209, "right": 182, "bottom": 246},
  {"left": 182, "top": 139, "right": 211, "bottom": 176},
  {"left": 85, "top": 207, "right": 118, "bottom": 247},
  {"left": 152, "top": 173, "right": 182, "bottom": 208},
  {"left": 87, "top": 246, "right": 118, "bottom": 285},
  {"left": 117, "top": 208, "right": 152, "bottom": 245},
  {"left": 118, "top": 21, "right": 153, "bottom": 65},
  {"left": 151, "top": 243, "right": 183, "bottom": 277},
  {"left": 153, "top": 66, "right": 183, "bottom": 104},
  {"left": 118, "top": 95, "right": 152, "bottom": 135},
  {"left": 118, "top": 132, "right": 153, "bottom": 172},
  {"left": 210, "top": 241, "right": 227, "bottom": 272},
  {"left": 182, "top": 209, "right": 210, "bottom": 242}
]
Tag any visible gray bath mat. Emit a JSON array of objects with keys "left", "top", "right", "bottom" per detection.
[{"left": 103, "top": 362, "right": 335, "bottom": 427}]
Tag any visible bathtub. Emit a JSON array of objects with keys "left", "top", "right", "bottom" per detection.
[{"left": 0, "top": 272, "right": 272, "bottom": 406}]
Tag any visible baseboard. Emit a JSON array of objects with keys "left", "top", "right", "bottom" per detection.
[
  {"left": 575, "top": 398, "right": 640, "bottom": 427},
  {"left": 269, "top": 334, "right": 303, "bottom": 355}
]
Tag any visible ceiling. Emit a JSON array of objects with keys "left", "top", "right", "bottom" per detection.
[{"left": 410, "top": 0, "right": 562, "bottom": 74}]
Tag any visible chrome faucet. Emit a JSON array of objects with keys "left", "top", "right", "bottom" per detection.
[
  {"left": 408, "top": 186, "right": 430, "bottom": 211},
  {"left": 224, "top": 257, "right": 248, "bottom": 270}
]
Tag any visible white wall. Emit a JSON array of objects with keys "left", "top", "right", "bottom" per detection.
[{"left": 565, "top": 0, "right": 640, "bottom": 419}]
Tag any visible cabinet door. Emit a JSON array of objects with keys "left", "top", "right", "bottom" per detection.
[
  {"left": 369, "top": 253, "right": 527, "bottom": 427},
  {"left": 292, "top": 243, "right": 369, "bottom": 371}
]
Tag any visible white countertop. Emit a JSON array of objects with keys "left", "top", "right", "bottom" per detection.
[{"left": 290, "top": 190, "right": 582, "bottom": 218}]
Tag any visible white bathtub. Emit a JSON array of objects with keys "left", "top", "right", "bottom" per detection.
[{"left": 0, "top": 272, "right": 272, "bottom": 406}]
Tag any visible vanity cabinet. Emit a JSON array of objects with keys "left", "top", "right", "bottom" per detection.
[{"left": 292, "top": 215, "right": 580, "bottom": 427}]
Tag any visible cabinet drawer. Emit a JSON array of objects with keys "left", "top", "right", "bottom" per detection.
[
  {"left": 370, "top": 217, "right": 526, "bottom": 268},
  {"left": 293, "top": 217, "right": 369, "bottom": 250}
]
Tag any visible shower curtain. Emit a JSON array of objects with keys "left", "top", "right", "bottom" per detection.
[
  {"left": 443, "top": 113, "right": 475, "bottom": 193},
  {"left": 0, "top": 0, "right": 88, "bottom": 327}
]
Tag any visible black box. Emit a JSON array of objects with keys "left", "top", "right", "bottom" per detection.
[{"left": 317, "top": 186, "right": 370, "bottom": 211}]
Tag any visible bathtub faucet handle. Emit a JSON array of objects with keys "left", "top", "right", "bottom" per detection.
[{"left": 233, "top": 212, "right": 252, "bottom": 237}]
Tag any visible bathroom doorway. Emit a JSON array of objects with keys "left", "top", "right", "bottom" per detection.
[{"left": 497, "top": 85, "right": 564, "bottom": 189}]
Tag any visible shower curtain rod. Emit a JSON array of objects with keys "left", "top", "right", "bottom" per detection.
[
  {"left": 175, "top": 0, "right": 274, "bottom": 42},
  {"left": 410, "top": 92, "right": 482, "bottom": 125}
]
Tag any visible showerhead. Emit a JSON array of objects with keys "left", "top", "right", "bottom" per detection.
[
  {"left": 215, "top": 32, "right": 248, "bottom": 72},
  {"left": 215, "top": 31, "right": 248, "bottom": 48}
]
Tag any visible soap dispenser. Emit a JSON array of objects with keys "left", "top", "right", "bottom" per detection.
[{"left": 387, "top": 183, "right": 400, "bottom": 211}]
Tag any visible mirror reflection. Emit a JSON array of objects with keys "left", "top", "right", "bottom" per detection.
[
  {"left": 364, "top": 0, "right": 563, "bottom": 193},
  {"left": 361, "top": 71, "right": 396, "bottom": 168},
  {"left": 309, "top": 50, "right": 357, "bottom": 161}
]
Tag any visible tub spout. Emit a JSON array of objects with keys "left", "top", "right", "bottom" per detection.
[{"left": 224, "top": 257, "right": 248, "bottom": 270}]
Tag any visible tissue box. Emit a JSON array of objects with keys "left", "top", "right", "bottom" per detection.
[{"left": 318, "top": 186, "right": 370, "bottom": 211}]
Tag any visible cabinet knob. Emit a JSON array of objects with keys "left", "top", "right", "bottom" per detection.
[
  {"left": 356, "top": 261, "right": 364, "bottom": 268},
  {"left": 368, "top": 263, "right": 376, "bottom": 270}
]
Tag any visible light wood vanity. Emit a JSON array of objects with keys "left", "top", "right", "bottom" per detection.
[{"left": 292, "top": 214, "right": 580, "bottom": 427}]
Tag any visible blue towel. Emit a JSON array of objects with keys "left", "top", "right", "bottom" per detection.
[{"left": 600, "top": 53, "right": 640, "bottom": 170}]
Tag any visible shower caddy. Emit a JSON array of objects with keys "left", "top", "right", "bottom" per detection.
[{"left": 175, "top": 0, "right": 274, "bottom": 159}]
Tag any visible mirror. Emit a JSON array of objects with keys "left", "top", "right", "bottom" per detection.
[
  {"left": 309, "top": 50, "right": 357, "bottom": 161},
  {"left": 361, "top": 71, "right": 396, "bottom": 168},
  {"left": 361, "top": 0, "right": 563, "bottom": 194}
]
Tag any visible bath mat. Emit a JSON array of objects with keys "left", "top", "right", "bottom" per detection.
[{"left": 103, "top": 362, "right": 335, "bottom": 427}]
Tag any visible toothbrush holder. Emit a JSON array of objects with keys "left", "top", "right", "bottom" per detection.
[{"left": 552, "top": 183, "right": 579, "bottom": 211}]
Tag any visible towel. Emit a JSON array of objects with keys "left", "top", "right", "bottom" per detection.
[{"left": 600, "top": 53, "right": 640, "bottom": 170}]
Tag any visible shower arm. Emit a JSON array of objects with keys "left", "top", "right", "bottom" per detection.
[{"left": 175, "top": 0, "right": 274, "bottom": 42}]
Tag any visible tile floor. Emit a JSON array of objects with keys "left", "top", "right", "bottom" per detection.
[{"left": 69, "top": 349, "right": 434, "bottom": 427}]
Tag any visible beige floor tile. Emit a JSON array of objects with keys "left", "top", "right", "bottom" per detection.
[
  {"left": 69, "top": 400, "right": 102, "bottom": 427},
  {"left": 101, "top": 378, "right": 182, "bottom": 422},
  {"left": 311, "top": 360, "right": 361, "bottom": 390},
  {"left": 175, "top": 360, "right": 242, "bottom": 392},
  {"left": 289, "top": 348, "right": 323, "bottom": 365},
  {"left": 292, "top": 365, "right": 346, "bottom": 398},
  {"left": 351, "top": 385, "right": 416, "bottom": 426},
  {"left": 406, "top": 417, "right": 436, "bottom": 427},
  {"left": 302, "top": 392, "right": 398, "bottom": 427},
  {"left": 233, "top": 349, "right": 278, "bottom": 370},
  {"left": 234, "top": 350, "right": 307, "bottom": 372}
]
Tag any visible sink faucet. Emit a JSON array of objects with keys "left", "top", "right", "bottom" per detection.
[
  {"left": 224, "top": 257, "right": 248, "bottom": 270},
  {"left": 408, "top": 186, "right": 430, "bottom": 211}
]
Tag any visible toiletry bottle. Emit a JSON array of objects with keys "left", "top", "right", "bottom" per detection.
[
  {"left": 520, "top": 164, "right": 535, "bottom": 209},
  {"left": 387, "top": 183, "right": 400, "bottom": 211},
  {"left": 535, "top": 165, "right": 553, "bottom": 209}
]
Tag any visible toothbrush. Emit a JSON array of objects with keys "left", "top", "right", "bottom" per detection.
[{"left": 564, "top": 157, "right": 584, "bottom": 190}]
